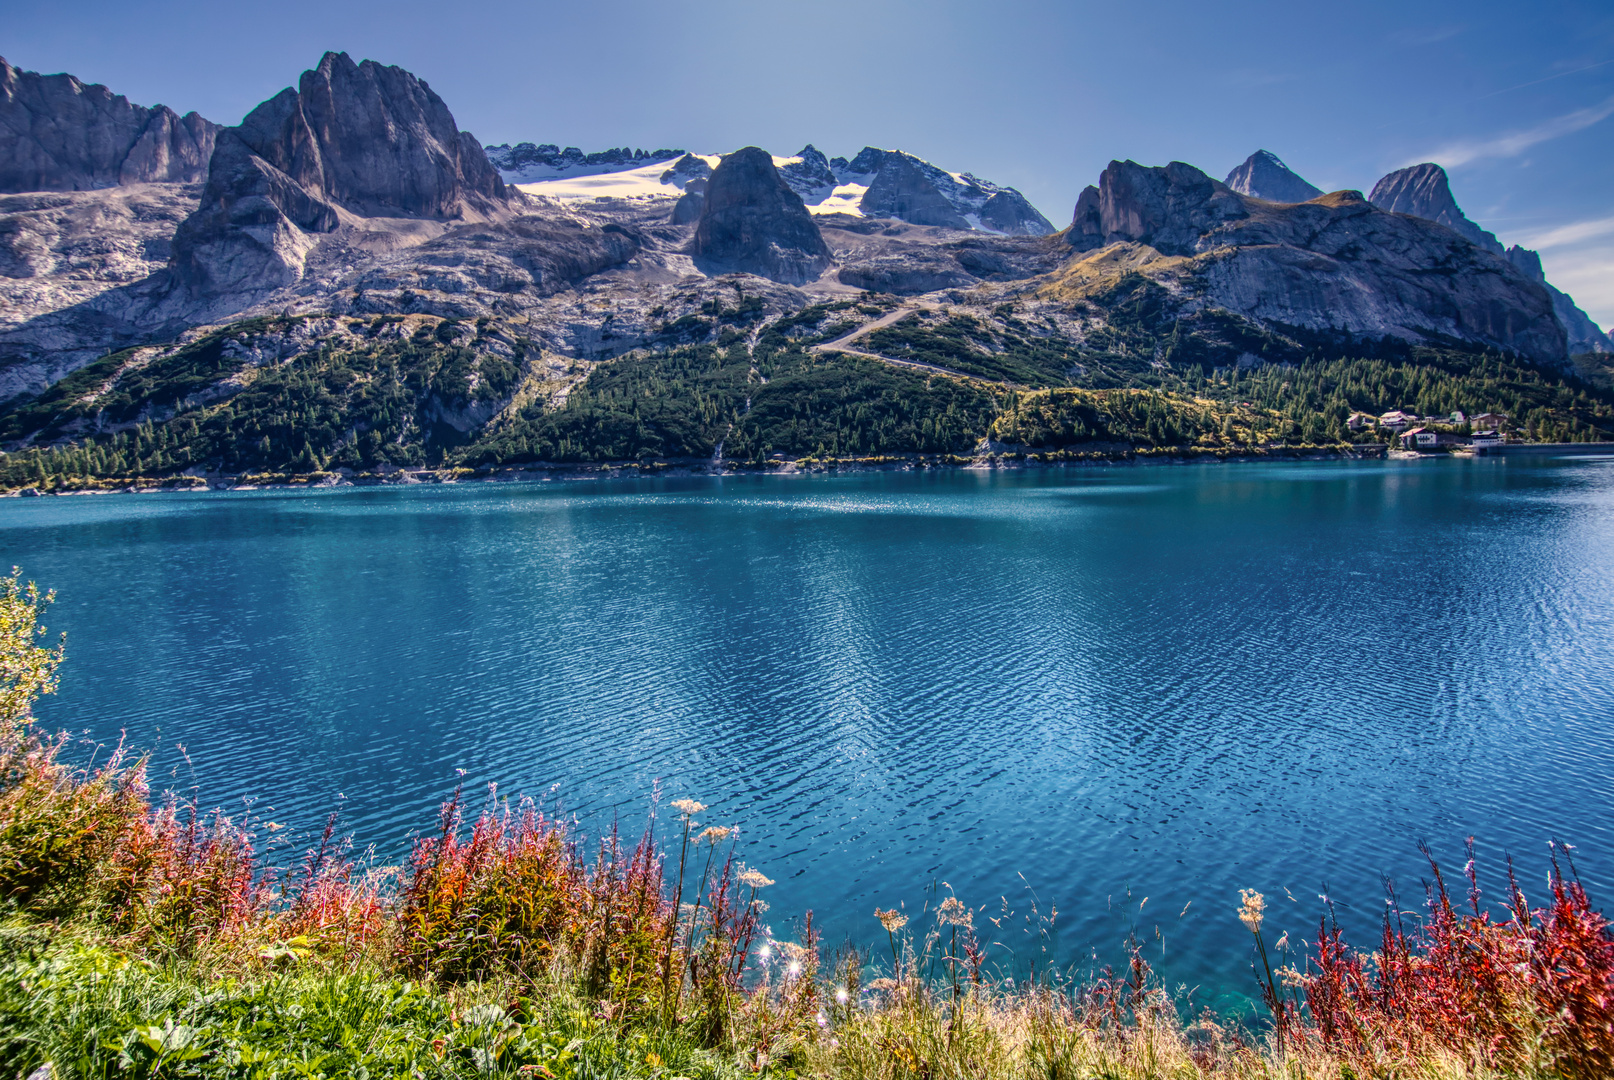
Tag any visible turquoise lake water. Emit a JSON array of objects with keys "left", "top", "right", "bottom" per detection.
[{"left": 2, "top": 458, "right": 1611, "bottom": 1009}]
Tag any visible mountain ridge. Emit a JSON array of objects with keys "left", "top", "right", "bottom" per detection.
[
  {"left": 1, "top": 56, "right": 219, "bottom": 192},
  {"left": 1368, "top": 162, "right": 1610, "bottom": 353},
  {"left": 1223, "top": 151, "right": 1322, "bottom": 204},
  {"left": 171, "top": 50, "right": 511, "bottom": 304},
  {"left": 1, "top": 51, "right": 1611, "bottom": 488}
]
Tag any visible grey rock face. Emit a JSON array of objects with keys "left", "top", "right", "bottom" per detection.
[
  {"left": 1223, "top": 150, "right": 1322, "bottom": 204},
  {"left": 1371, "top": 161, "right": 1609, "bottom": 351},
  {"left": 670, "top": 177, "right": 706, "bottom": 224},
  {"left": 486, "top": 142, "right": 681, "bottom": 181},
  {"left": 350, "top": 216, "right": 641, "bottom": 300},
  {"left": 660, "top": 153, "right": 711, "bottom": 186},
  {"left": 1369, "top": 163, "right": 1505, "bottom": 254},
  {"left": 0, "top": 56, "right": 217, "bottom": 192},
  {"left": 1063, "top": 160, "right": 1566, "bottom": 363},
  {"left": 1506, "top": 245, "right": 1612, "bottom": 352},
  {"left": 843, "top": 147, "right": 889, "bottom": 177},
  {"left": 831, "top": 230, "right": 1059, "bottom": 296},
  {"left": 779, "top": 145, "right": 838, "bottom": 198},
  {"left": 835, "top": 146, "right": 1054, "bottom": 236},
  {"left": 172, "top": 51, "right": 509, "bottom": 299},
  {"left": 1195, "top": 191, "right": 1564, "bottom": 364},
  {"left": 692, "top": 147, "right": 830, "bottom": 284},
  {"left": 0, "top": 184, "right": 202, "bottom": 399},
  {"left": 978, "top": 190, "right": 1053, "bottom": 235},
  {"left": 1067, "top": 160, "right": 1248, "bottom": 256},
  {"left": 860, "top": 153, "right": 970, "bottom": 229}
]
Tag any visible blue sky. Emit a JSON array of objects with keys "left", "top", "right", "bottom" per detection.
[{"left": 7, "top": 0, "right": 1613, "bottom": 326}]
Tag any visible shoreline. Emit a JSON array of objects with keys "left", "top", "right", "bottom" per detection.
[{"left": 5, "top": 441, "right": 1611, "bottom": 498}]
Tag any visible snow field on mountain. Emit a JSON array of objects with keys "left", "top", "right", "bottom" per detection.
[{"left": 513, "top": 158, "right": 689, "bottom": 200}]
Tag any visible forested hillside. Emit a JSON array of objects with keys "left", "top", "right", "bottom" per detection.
[{"left": 2, "top": 297, "right": 1613, "bottom": 492}]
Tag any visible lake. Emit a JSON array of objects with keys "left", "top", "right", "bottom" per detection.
[{"left": 3, "top": 457, "right": 1611, "bottom": 1012}]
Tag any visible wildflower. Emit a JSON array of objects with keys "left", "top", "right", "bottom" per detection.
[
  {"left": 875, "top": 907, "right": 908, "bottom": 932},
  {"left": 670, "top": 798, "right": 706, "bottom": 817},
  {"left": 1274, "top": 930, "right": 1289, "bottom": 951},
  {"left": 937, "top": 896, "right": 972, "bottom": 928},
  {"left": 738, "top": 868, "right": 774, "bottom": 889},
  {"left": 816, "top": 1011, "right": 827, "bottom": 1026},
  {"left": 696, "top": 825, "right": 732, "bottom": 846},
  {"left": 1238, "top": 888, "right": 1265, "bottom": 934},
  {"left": 646, "top": 1053, "right": 663, "bottom": 1068}
]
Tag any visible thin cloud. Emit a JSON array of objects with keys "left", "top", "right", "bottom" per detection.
[
  {"left": 1477, "top": 56, "right": 1614, "bottom": 101},
  {"left": 1402, "top": 95, "right": 1614, "bottom": 169},
  {"left": 1520, "top": 214, "right": 1614, "bottom": 250},
  {"left": 1389, "top": 24, "right": 1463, "bottom": 48},
  {"left": 1538, "top": 249, "right": 1614, "bottom": 329}
]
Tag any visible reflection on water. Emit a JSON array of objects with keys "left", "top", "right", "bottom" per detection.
[{"left": 2, "top": 458, "right": 1611, "bottom": 1009}]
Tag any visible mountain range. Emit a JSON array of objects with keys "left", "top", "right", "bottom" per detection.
[
  {"left": 0, "top": 51, "right": 1610, "bottom": 487},
  {"left": 1224, "top": 150, "right": 1609, "bottom": 353}
]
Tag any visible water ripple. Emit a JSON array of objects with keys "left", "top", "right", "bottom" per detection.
[{"left": 2, "top": 458, "right": 1611, "bottom": 1002}]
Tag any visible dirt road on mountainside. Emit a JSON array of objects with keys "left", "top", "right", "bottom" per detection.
[{"left": 811, "top": 306, "right": 1021, "bottom": 387}]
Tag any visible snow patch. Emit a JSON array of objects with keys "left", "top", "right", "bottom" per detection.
[
  {"left": 808, "top": 184, "right": 868, "bottom": 217},
  {"left": 515, "top": 159, "right": 685, "bottom": 201}
]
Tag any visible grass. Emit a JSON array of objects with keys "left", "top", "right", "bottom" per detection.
[{"left": 0, "top": 572, "right": 1610, "bottom": 1078}]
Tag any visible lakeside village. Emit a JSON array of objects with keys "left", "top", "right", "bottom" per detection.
[{"left": 1348, "top": 409, "right": 1516, "bottom": 455}]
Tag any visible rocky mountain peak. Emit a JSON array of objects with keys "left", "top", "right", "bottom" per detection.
[
  {"left": 262, "top": 50, "right": 506, "bottom": 218},
  {"left": 1370, "top": 162, "right": 1609, "bottom": 352},
  {"left": 660, "top": 153, "right": 712, "bottom": 187},
  {"left": 1223, "top": 150, "right": 1322, "bottom": 204},
  {"left": 779, "top": 145, "right": 837, "bottom": 197},
  {"left": 172, "top": 51, "right": 509, "bottom": 299},
  {"left": 1369, "top": 163, "right": 1504, "bottom": 255},
  {"left": 1068, "top": 159, "right": 1248, "bottom": 256},
  {"left": 692, "top": 146, "right": 830, "bottom": 284},
  {"left": 843, "top": 147, "right": 890, "bottom": 178},
  {"left": 860, "top": 151, "right": 971, "bottom": 230},
  {"left": 829, "top": 146, "right": 1054, "bottom": 236},
  {"left": 1062, "top": 157, "right": 1568, "bottom": 363},
  {"left": 0, "top": 56, "right": 218, "bottom": 193},
  {"left": 486, "top": 143, "right": 682, "bottom": 183}
]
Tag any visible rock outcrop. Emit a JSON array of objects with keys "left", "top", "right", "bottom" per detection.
[
  {"left": 1369, "top": 162, "right": 1609, "bottom": 352},
  {"left": 670, "top": 177, "right": 706, "bottom": 224},
  {"left": 1062, "top": 160, "right": 1567, "bottom": 364},
  {"left": 1369, "top": 163, "right": 1505, "bottom": 254},
  {"left": 1067, "top": 160, "right": 1249, "bottom": 256},
  {"left": 171, "top": 51, "right": 509, "bottom": 299},
  {"left": 692, "top": 147, "right": 830, "bottom": 284},
  {"left": 1223, "top": 150, "right": 1322, "bottom": 204},
  {"left": 836, "top": 147, "right": 1055, "bottom": 236},
  {"left": 660, "top": 153, "right": 711, "bottom": 187},
  {"left": 485, "top": 143, "right": 681, "bottom": 182},
  {"left": 860, "top": 152, "right": 971, "bottom": 229},
  {"left": 1504, "top": 245, "right": 1612, "bottom": 353},
  {"left": 0, "top": 56, "right": 218, "bottom": 192},
  {"left": 0, "top": 184, "right": 203, "bottom": 400},
  {"left": 778, "top": 145, "right": 838, "bottom": 198}
]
